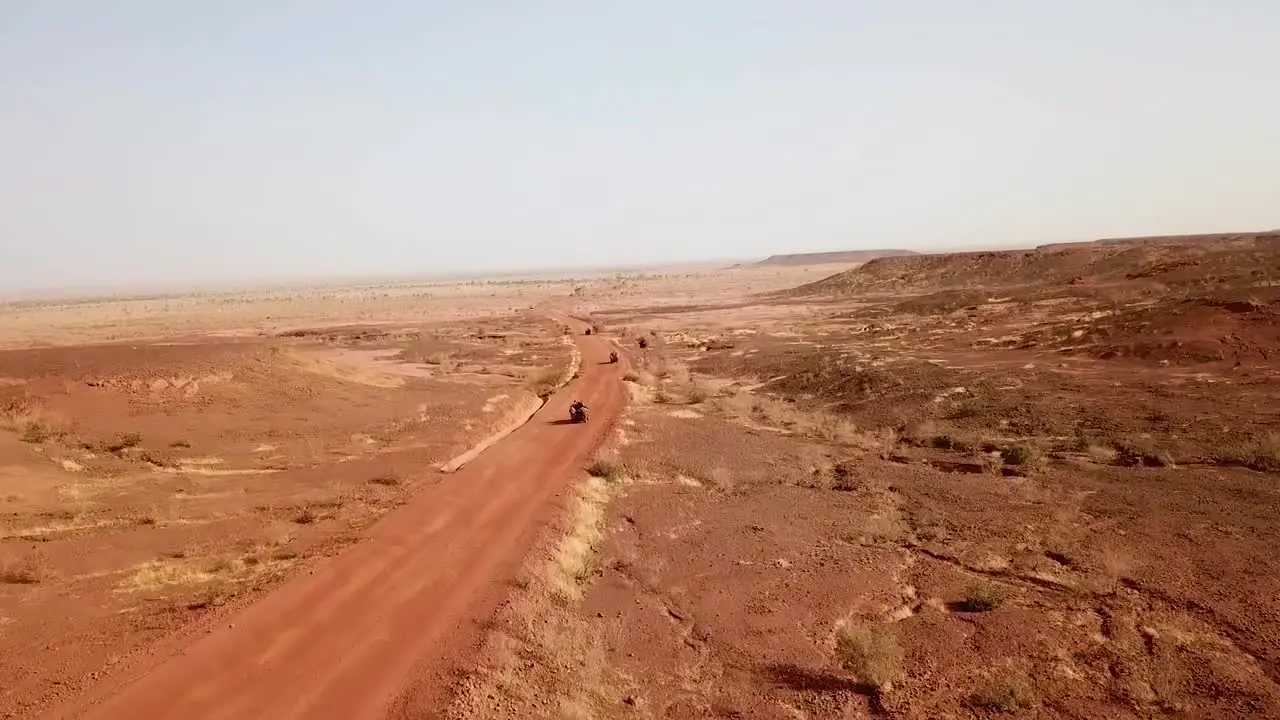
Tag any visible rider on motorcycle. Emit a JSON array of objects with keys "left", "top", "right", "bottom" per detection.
[{"left": 571, "top": 399, "right": 588, "bottom": 416}]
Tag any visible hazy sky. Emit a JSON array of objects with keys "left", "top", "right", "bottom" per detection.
[{"left": 2, "top": 2, "right": 1277, "bottom": 291}]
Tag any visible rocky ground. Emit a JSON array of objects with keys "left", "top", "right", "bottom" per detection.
[{"left": 453, "top": 233, "right": 1280, "bottom": 718}]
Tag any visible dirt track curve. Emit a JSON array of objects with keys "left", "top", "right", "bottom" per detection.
[{"left": 42, "top": 326, "right": 627, "bottom": 720}]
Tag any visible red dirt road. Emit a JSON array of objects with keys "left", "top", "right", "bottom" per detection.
[{"left": 41, "top": 330, "right": 626, "bottom": 720}]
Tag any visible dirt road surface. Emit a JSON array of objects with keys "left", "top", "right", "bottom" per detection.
[{"left": 40, "top": 329, "right": 626, "bottom": 720}]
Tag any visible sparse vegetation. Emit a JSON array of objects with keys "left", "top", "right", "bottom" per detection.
[
  {"left": 1, "top": 557, "right": 46, "bottom": 584},
  {"left": 970, "top": 675, "right": 1036, "bottom": 713},
  {"left": 584, "top": 451, "right": 628, "bottom": 483},
  {"left": 104, "top": 431, "right": 144, "bottom": 453},
  {"left": 2, "top": 399, "right": 67, "bottom": 444},
  {"left": 980, "top": 452, "right": 1005, "bottom": 475},
  {"left": 547, "top": 474, "right": 612, "bottom": 603},
  {"left": 527, "top": 367, "right": 564, "bottom": 399},
  {"left": 835, "top": 624, "right": 904, "bottom": 691},
  {"left": 960, "top": 582, "right": 1007, "bottom": 612},
  {"left": 1001, "top": 442, "right": 1042, "bottom": 469},
  {"left": 429, "top": 351, "right": 456, "bottom": 372},
  {"left": 4, "top": 239, "right": 1280, "bottom": 718},
  {"left": 1215, "top": 432, "right": 1280, "bottom": 472},
  {"left": 1085, "top": 443, "right": 1118, "bottom": 464},
  {"left": 19, "top": 420, "right": 55, "bottom": 443},
  {"left": 685, "top": 378, "right": 713, "bottom": 404}
]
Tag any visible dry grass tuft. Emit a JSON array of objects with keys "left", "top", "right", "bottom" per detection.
[
  {"left": 710, "top": 389, "right": 893, "bottom": 451},
  {"left": 104, "top": 431, "right": 144, "bottom": 453},
  {"left": 121, "top": 549, "right": 297, "bottom": 598},
  {"left": 835, "top": 624, "right": 904, "bottom": 691},
  {"left": 292, "top": 507, "right": 319, "bottom": 525},
  {"left": 980, "top": 452, "right": 1005, "bottom": 475},
  {"left": 1085, "top": 443, "right": 1118, "bottom": 464},
  {"left": 970, "top": 674, "right": 1036, "bottom": 713},
  {"left": 0, "top": 557, "right": 47, "bottom": 584},
  {"left": 547, "top": 474, "right": 612, "bottom": 603},
  {"left": 19, "top": 419, "right": 57, "bottom": 444},
  {"left": 684, "top": 378, "right": 714, "bottom": 404},
  {"left": 2, "top": 398, "right": 68, "bottom": 444},
  {"left": 1001, "top": 442, "right": 1043, "bottom": 470},
  {"left": 584, "top": 451, "right": 629, "bottom": 483},
  {"left": 527, "top": 367, "right": 565, "bottom": 399},
  {"left": 1214, "top": 432, "right": 1280, "bottom": 472},
  {"left": 960, "top": 582, "right": 1007, "bottom": 612},
  {"left": 123, "top": 561, "right": 216, "bottom": 593}
]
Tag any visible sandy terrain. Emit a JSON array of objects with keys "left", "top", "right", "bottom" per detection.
[
  {"left": 0, "top": 266, "right": 819, "bottom": 719},
  {"left": 5, "top": 236, "right": 1279, "bottom": 719}
]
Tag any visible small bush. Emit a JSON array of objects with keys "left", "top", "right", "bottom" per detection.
[
  {"left": 980, "top": 452, "right": 1005, "bottom": 475},
  {"left": 960, "top": 583, "right": 1006, "bottom": 612},
  {"left": 1085, "top": 444, "right": 1118, "bottom": 464},
  {"left": 19, "top": 420, "right": 54, "bottom": 444},
  {"left": 585, "top": 453, "right": 627, "bottom": 482},
  {"left": 527, "top": 368, "right": 563, "bottom": 399},
  {"left": 1, "top": 557, "right": 45, "bottom": 584},
  {"left": 106, "top": 432, "right": 144, "bottom": 453},
  {"left": 835, "top": 625, "right": 903, "bottom": 690},
  {"left": 169, "top": 439, "right": 192, "bottom": 449},
  {"left": 293, "top": 508, "right": 318, "bottom": 525},
  {"left": 1001, "top": 443, "right": 1041, "bottom": 468},
  {"left": 1214, "top": 433, "right": 1280, "bottom": 472},
  {"left": 685, "top": 379, "right": 713, "bottom": 404}
]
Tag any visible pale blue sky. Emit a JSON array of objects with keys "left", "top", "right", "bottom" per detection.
[{"left": 2, "top": 2, "right": 1277, "bottom": 291}]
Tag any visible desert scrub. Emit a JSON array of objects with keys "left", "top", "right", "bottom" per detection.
[
  {"left": 1001, "top": 442, "right": 1042, "bottom": 469},
  {"left": 105, "top": 431, "right": 144, "bottom": 453},
  {"left": 584, "top": 451, "right": 629, "bottom": 483},
  {"left": 835, "top": 625, "right": 903, "bottom": 692},
  {"left": 959, "top": 582, "right": 1006, "bottom": 612},
  {"left": 547, "top": 474, "right": 612, "bottom": 603},
  {"left": 1214, "top": 432, "right": 1280, "bottom": 472},
  {"left": 0, "top": 557, "right": 46, "bottom": 584},
  {"left": 19, "top": 420, "right": 55, "bottom": 444},
  {"left": 527, "top": 367, "right": 564, "bottom": 399},
  {"left": 970, "top": 674, "right": 1036, "bottom": 713}
]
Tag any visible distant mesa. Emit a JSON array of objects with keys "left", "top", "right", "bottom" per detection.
[
  {"left": 756, "top": 249, "right": 918, "bottom": 266},
  {"left": 781, "top": 229, "right": 1280, "bottom": 298}
]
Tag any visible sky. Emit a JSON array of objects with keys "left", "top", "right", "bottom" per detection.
[{"left": 2, "top": 1, "right": 1278, "bottom": 291}]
